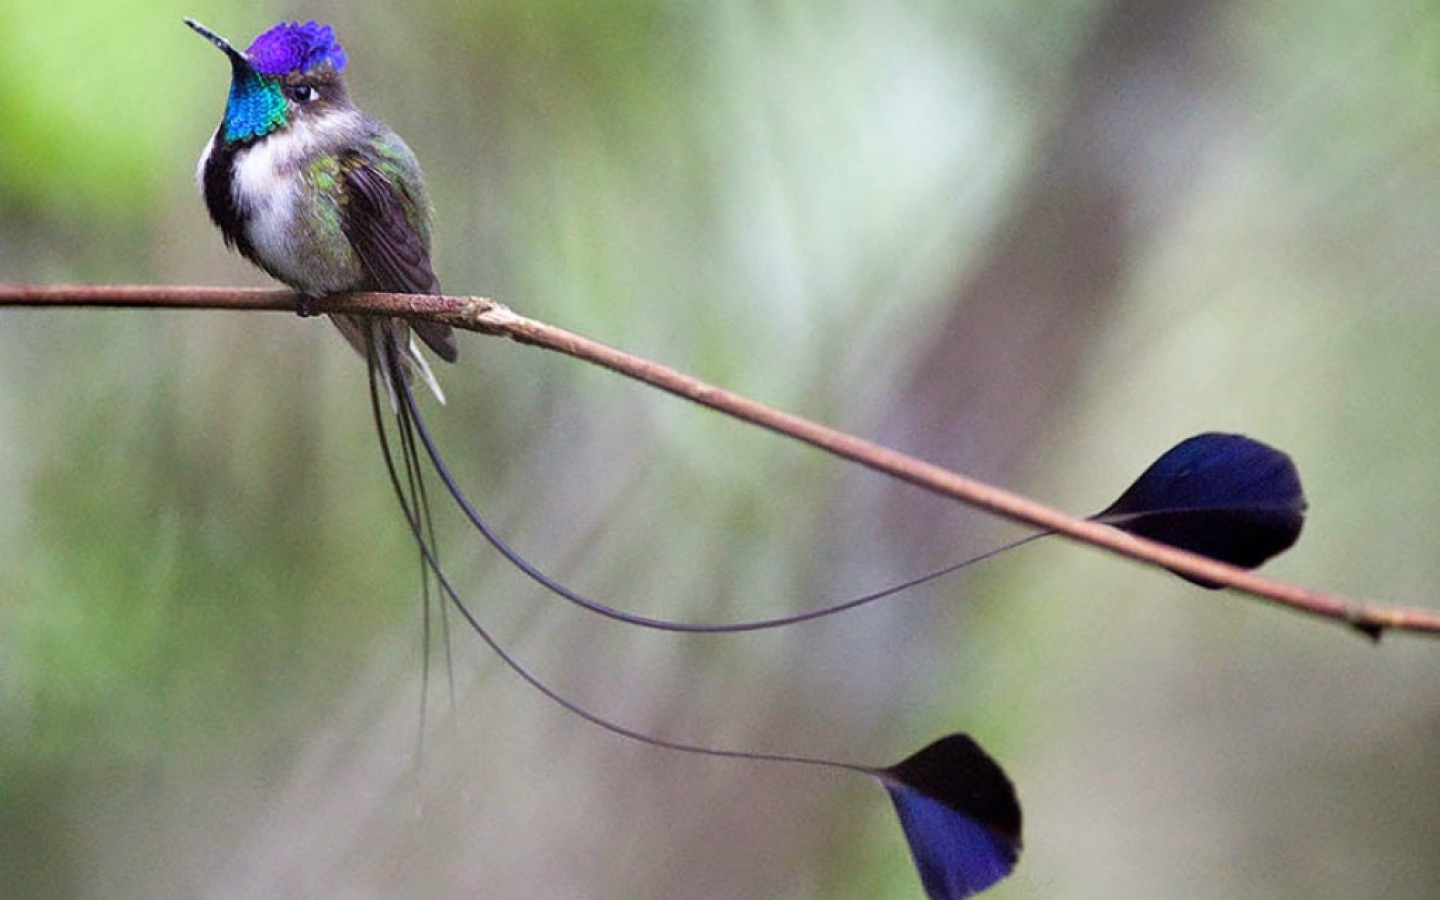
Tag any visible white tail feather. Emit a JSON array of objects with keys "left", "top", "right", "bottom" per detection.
[{"left": 329, "top": 313, "right": 446, "bottom": 406}]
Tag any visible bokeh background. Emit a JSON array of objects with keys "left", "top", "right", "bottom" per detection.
[{"left": 4, "top": 0, "right": 1440, "bottom": 897}]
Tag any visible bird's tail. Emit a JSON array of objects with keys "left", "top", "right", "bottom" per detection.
[{"left": 330, "top": 313, "right": 446, "bottom": 405}]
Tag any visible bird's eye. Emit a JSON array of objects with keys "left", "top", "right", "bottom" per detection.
[{"left": 287, "top": 85, "right": 318, "bottom": 104}]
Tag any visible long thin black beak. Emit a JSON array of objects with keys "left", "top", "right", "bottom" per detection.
[{"left": 183, "top": 18, "right": 252, "bottom": 73}]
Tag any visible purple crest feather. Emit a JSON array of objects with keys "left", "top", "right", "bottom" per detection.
[{"left": 246, "top": 21, "right": 347, "bottom": 76}]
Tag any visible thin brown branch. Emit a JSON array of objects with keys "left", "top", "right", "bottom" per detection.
[{"left": 5, "top": 282, "right": 1438, "bottom": 639}]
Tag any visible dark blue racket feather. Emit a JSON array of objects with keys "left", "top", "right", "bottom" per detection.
[
  {"left": 881, "top": 734, "right": 1022, "bottom": 899},
  {"left": 1096, "top": 433, "right": 1306, "bottom": 587}
]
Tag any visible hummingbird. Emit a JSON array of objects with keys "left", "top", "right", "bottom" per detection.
[
  {"left": 185, "top": 18, "right": 456, "bottom": 398},
  {"left": 182, "top": 24, "right": 1031, "bottom": 900}
]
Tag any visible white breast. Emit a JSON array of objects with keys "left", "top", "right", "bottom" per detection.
[{"left": 225, "top": 110, "right": 366, "bottom": 293}]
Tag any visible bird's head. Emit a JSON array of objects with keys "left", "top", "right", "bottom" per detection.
[{"left": 186, "top": 19, "right": 353, "bottom": 145}]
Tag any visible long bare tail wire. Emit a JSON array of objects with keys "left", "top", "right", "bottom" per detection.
[
  {"left": 366, "top": 326, "right": 875, "bottom": 778},
  {"left": 384, "top": 352, "right": 1048, "bottom": 634}
]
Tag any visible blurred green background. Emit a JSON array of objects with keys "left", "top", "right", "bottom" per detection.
[{"left": 4, "top": 0, "right": 1440, "bottom": 897}]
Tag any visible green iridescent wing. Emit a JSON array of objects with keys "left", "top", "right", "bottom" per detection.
[{"left": 340, "top": 150, "right": 458, "bottom": 362}]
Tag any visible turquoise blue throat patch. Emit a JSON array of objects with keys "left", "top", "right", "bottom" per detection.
[{"left": 224, "top": 67, "right": 287, "bottom": 142}]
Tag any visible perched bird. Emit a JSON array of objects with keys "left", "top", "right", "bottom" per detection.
[
  {"left": 186, "top": 18, "right": 456, "bottom": 398},
  {"left": 184, "top": 23, "right": 1030, "bottom": 900}
]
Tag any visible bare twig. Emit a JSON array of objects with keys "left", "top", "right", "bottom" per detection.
[{"left": 5, "top": 282, "right": 1438, "bottom": 639}]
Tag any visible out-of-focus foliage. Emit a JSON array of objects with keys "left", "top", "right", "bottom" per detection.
[
  {"left": 0, "top": 0, "right": 194, "bottom": 218},
  {"left": 3, "top": 0, "right": 1440, "bottom": 898}
]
